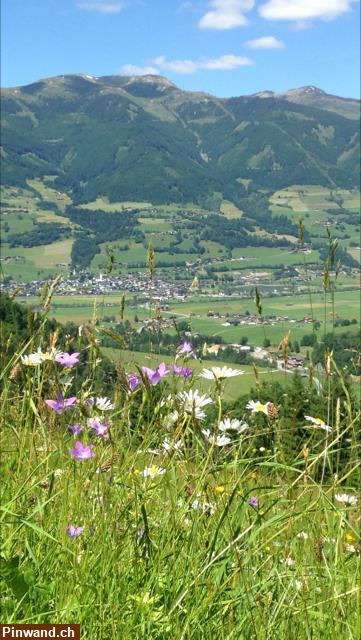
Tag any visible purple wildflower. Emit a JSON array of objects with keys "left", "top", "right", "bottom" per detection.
[
  {"left": 181, "top": 367, "right": 193, "bottom": 379},
  {"left": 127, "top": 373, "right": 140, "bottom": 391},
  {"left": 70, "top": 441, "right": 95, "bottom": 460},
  {"left": 69, "top": 423, "right": 84, "bottom": 437},
  {"left": 170, "top": 364, "right": 182, "bottom": 375},
  {"left": 45, "top": 393, "right": 77, "bottom": 415},
  {"left": 88, "top": 417, "right": 110, "bottom": 438},
  {"left": 177, "top": 341, "right": 195, "bottom": 357},
  {"left": 170, "top": 364, "right": 193, "bottom": 379},
  {"left": 142, "top": 362, "right": 169, "bottom": 385},
  {"left": 67, "top": 524, "right": 84, "bottom": 539},
  {"left": 248, "top": 497, "right": 259, "bottom": 508},
  {"left": 55, "top": 352, "right": 80, "bottom": 368}
]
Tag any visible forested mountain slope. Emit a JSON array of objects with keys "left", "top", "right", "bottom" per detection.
[{"left": 1, "top": 74, "right": 360, "bottom": 205}]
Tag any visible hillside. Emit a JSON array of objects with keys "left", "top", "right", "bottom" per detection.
[
  {"left": 1, "top": 74, "right": 360, "bottom": 205},
  {"left": 253, "top": 86, "right": 360, "bottom": 120}
]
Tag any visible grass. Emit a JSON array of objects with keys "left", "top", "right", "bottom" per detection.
[
  {"left": 79, "top": 198, "right": 153, "bottom": 211},
  {"left": 270, "top": 186, "right": 360, "bottom": 212},
  {"left": 27, "top": 178, "right": 72, "bottom": 212},
  {"left": 1, "top": 315, "right": 360, "bottom": 638},
  {"left": 220, "top": 200, "right": 244, "bottom": 219},
  {"left": 2, "top": 182, "right": 359, "bottom": 290},
  {"left": 102, "top": 347, "right": 286, "bottom": 400},
  {"left": 16, "top": 289, "right": 360, "bottom": 350},
  {"left": 3, "top": 240, "right": 73, "bottom": 268},
  {"left": 1, "top": 230, "right": 360, "bottom": 639}
]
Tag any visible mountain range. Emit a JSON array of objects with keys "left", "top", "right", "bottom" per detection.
[{"left": 1, "top": 74, "right": 360, "bottom": 205}]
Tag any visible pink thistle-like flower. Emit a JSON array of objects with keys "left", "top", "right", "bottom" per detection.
[
  {"left": 55, "top": 352, "right": 80, "bottom": 368},
  {"left": 70, "top": 441, "right": 95, "bottom": 460},
  {"left": 45, "top": 393, "right": 77, "bottom": 415}
]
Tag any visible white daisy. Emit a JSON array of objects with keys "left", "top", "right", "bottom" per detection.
[
  {"left": 21, "top": 353, "right": 43, "bottom": 367},
  {"left": 21, "top": 348, "right": 59, "bottom": 366},
  {"left": 191, "top": 499, "right": 215, "bottom": 515},
  {"left": 294, "top": 579, "right": 304, "bottom": 591},
  {"left": 304, "top": 416, "right": 331, "bottom": 433},
  {"left": 201, "top": 429, "right": 231, "bottom": 447},
  {"left": 335, "top": 493, "right": 358, "bottom": 507},
  {"left": 218, "top": 417, "right": 248, "bottom": 434},
  {"left": 162, "top": 438, "right": 182, "bottom": 452},
  {"left": 297, "top": 531, "right": 309, "bottom": 540},
  {"left": 214, "top": 434, "right": 232, "bottom": 447},
  {"left": 246, "top": 400, "right": 270, "bottom": 415},
  {"left": 200, "top": 366, "right": 245, "bottom": 381},
  {"left": 163, "top": 410, "right": 179, "bottom": 429},
  {"left": 142, "top": 466, "right": 166, "bottom": 478},
  {"left": 177, "top": 389, "right": 212, "bottom": 421},
  {"left": 95, "top": 396, "right": 114, "bottom": 412}
]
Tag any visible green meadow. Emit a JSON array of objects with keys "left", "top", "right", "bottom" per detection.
[{"left": 1, "top": 298, "right": 360, "bottom": 638}]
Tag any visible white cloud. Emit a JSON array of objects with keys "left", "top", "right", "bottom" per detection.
[
  {"left": 77, "top": 2, "right": 124, "bottom": 13},
  {"left": 152, "top": 54, "right": 253, "bottom": 73},
  {"left": 259, "top": 0, "right": 355, "bottom": 22},
  {"left": 244, "top": 36, "right": 285, "bottom": 48},
  {"left": 152, "top": 56, "right": 198, "bottom": 74},
  {"left": 199, "top": 0, "right": 255, "bottom": 30},
  {"left": 200, "top": 54, "right": 254, "bottom": 69},
  {"left": 119, "top": 64, "right": 159, "bottom": 76}
]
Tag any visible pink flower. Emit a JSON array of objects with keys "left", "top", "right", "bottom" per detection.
[
  {"left": 67, "top": 524, "right": 84, "bottom": 539},
  {"left": 177, "top": 341, "right": 195, "bottom": 357},
  {"left": 45, "top": 393, "right": 77, "bottom": 415},
  {"left": 55, "top": 352, "right": 80, "bottom": 368},
  {"left": 70, "top": 441, "right": 95, "bottom": 460},
  {"left": 88, "top": 417, "right": 110, "bottom": 438},
  {"left": 127, "top": 374, "right": 140, "bottom": 391},
  {"left": 142, "top": 362, "right": 169, "bottom": 385},
  {"left": 68, "top": 423, "right": 84, "bottom": 437},
  {"left": 170, "top": 365, "right": 193, "bottom": 379}
]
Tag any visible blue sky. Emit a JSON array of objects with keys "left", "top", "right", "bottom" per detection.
[{"left": 1, "top": 0, "right": 360, "bottom": 97}]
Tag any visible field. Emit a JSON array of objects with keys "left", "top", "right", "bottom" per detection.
[
  {"left": 270, "top": 186, "right": 361, "bottom": 261},
  {"left": 1, "top": 180, "right": 360, "bottom": 636},
  {"left": 102, "top": 348, "right": 287, "bottom": 400},
  {"left": 18, "top": 287, "right": 360, "bottom": 350},
  {"left": 1, "top": 312, "right": 360, "bottom": 638},
  {"left": 2, "top": 183, "right": 360, "bottom": 286},
  {"left": 79, "top": 198, "right": 153, "bottom": 211}
]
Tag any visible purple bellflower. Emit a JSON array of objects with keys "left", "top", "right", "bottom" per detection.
[
  {"left": 248, "top": 497, "right": 259, "bottom": 508},
  {"left": 45, "top": 393, "right": 77, "bottom": 415},
  {"left": 88, "top": 417, "right": 110, "bottom": 438},
  {"left": 177, "top": 341, "right": 195, "bottom": 357},
  {"left": 55, "top": 352, "right": 80, "bottom": 368},
  {"left": 70, "top": 441, "right": 95, "bottom": 460},
  {"left": 68, "top": 423, "right": 84, "bottom": 437},
  {"left": 170, "top": 364, "right": 193, "bottom": 379},
  {"left": 142, "top": 362, "right": 169, "bottom": 385},
  {"left": 127, "top": 373, "right": 140, "bottom": 391},
  {"left": 67, "top": 524, "right": 84, "bottom": 539}
]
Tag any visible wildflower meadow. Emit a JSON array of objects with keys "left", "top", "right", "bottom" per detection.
[{"left": 1, "top": 288, "right": 360, "bottom": 640}]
